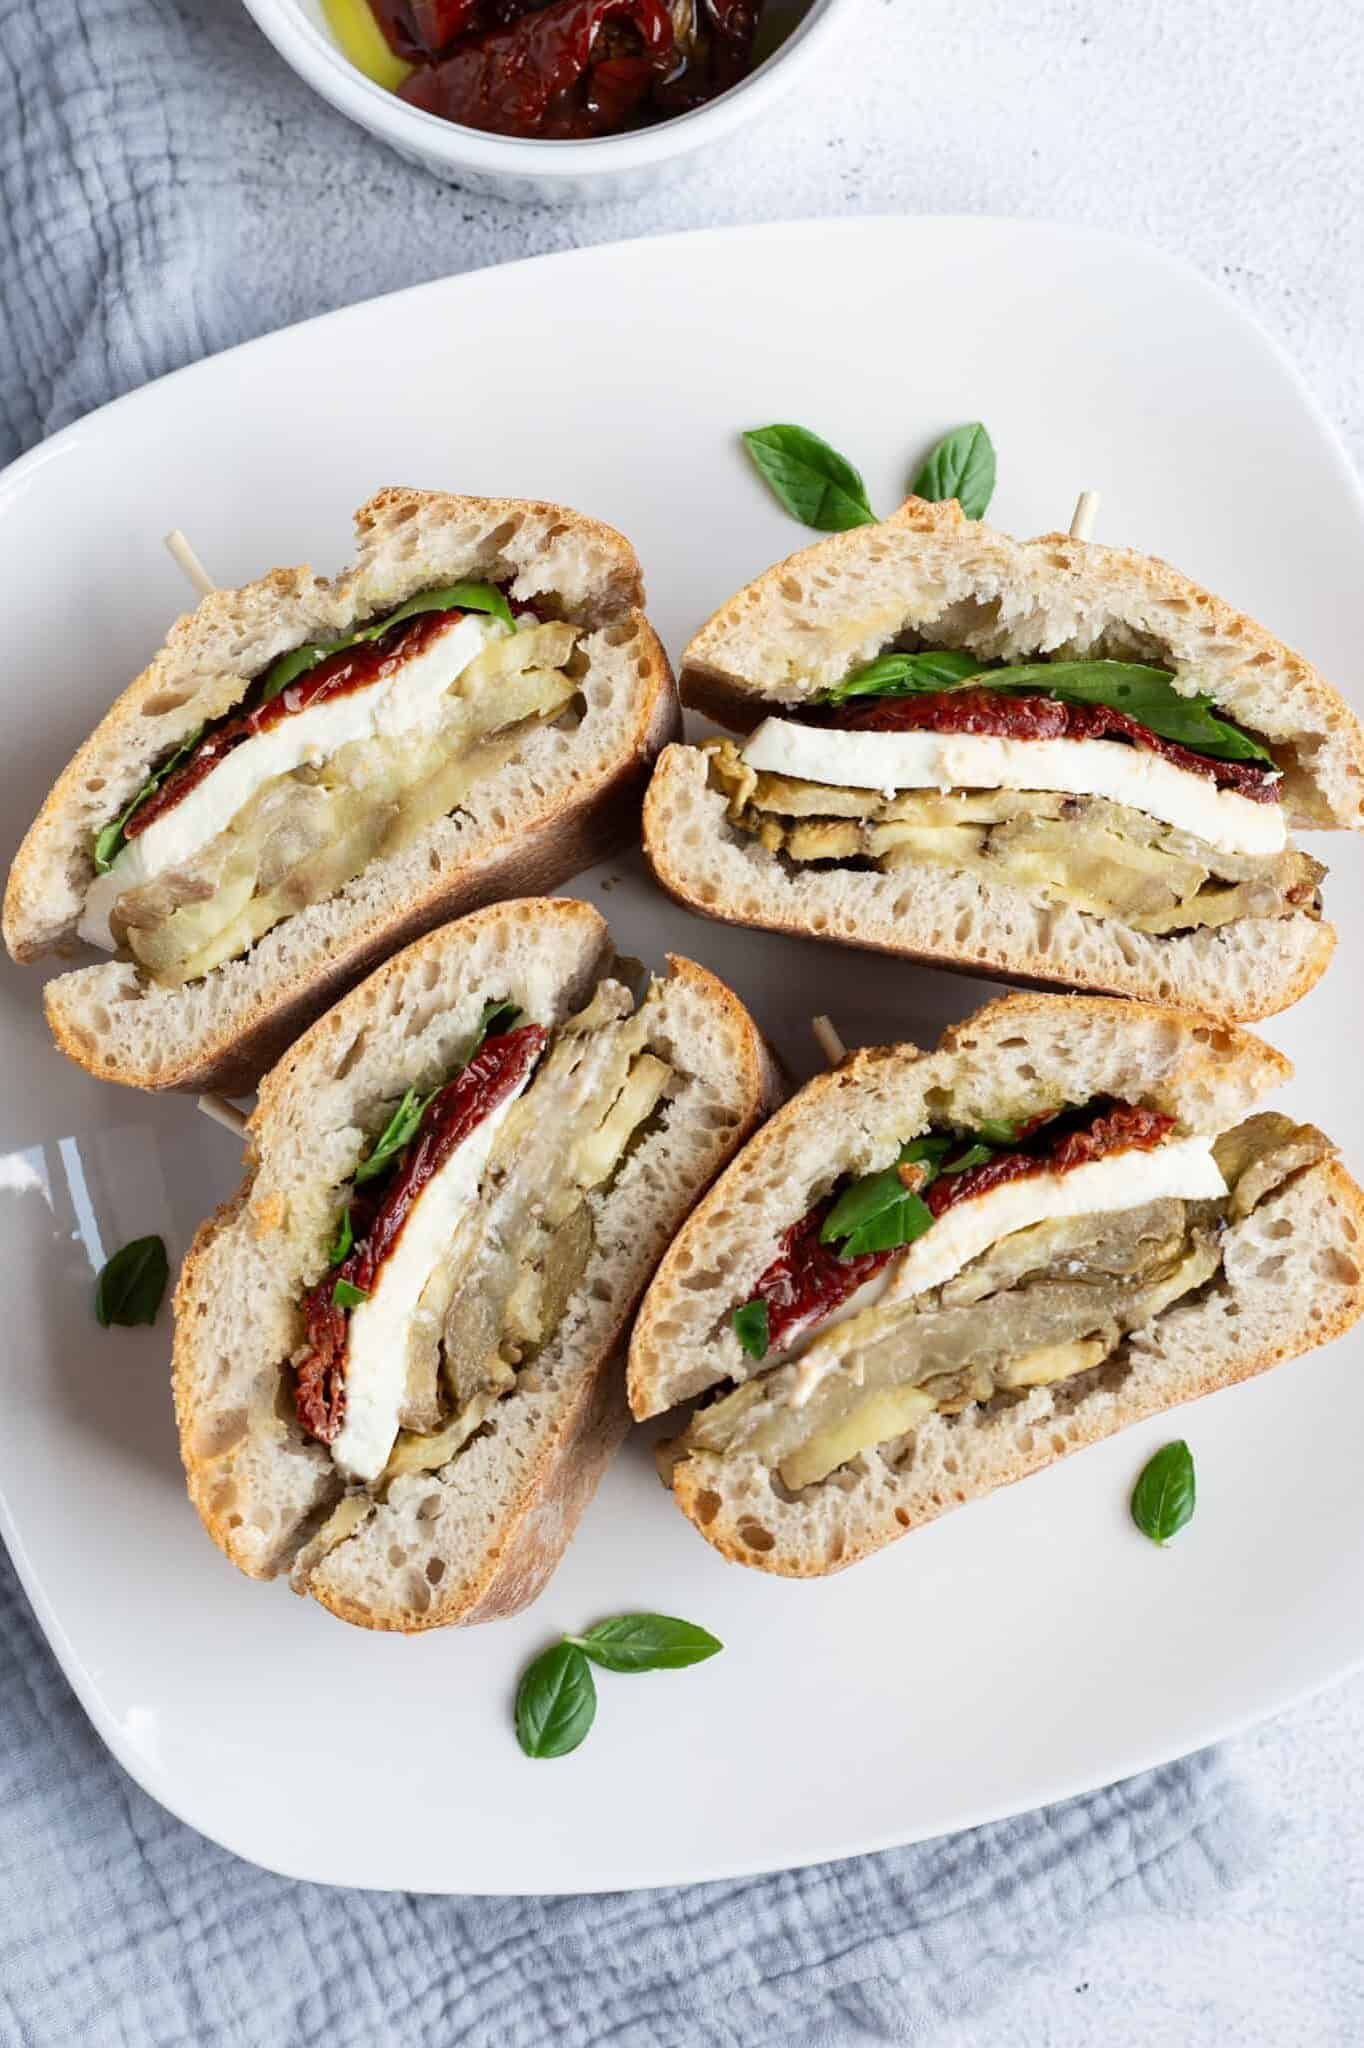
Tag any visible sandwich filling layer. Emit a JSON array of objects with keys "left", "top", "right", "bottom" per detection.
[
  {"left": 292, "top": 980, "right": 674, "bottom": 1489},
  {"left": 704, "top": 652, "right": 1325, "bottom": 941},
  {"left": 671, "top": 1107, "right": 1334, "bottom": 1495},
  {"left": 82, "top": 586, "right": 584, "bottom": 985}
]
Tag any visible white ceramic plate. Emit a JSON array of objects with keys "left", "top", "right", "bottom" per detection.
[{"left": 2, "top": 218, "right": 1362, "bottom": 1895}]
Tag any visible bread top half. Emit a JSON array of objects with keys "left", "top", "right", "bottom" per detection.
[{"left": 679, "top": 497, "right": 1364, "bottom": 833}]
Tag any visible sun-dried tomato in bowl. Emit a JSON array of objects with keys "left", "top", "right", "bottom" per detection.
[{"left": 344, "top": 0, "right": 768, "bottom": 139}]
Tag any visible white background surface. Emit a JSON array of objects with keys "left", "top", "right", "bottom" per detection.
[{"left": 355, "top": 0, "right": 1364, "bottom": 2034}]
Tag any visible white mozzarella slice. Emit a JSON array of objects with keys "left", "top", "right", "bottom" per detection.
[
  {"left": 329, "top": 1078, "right": 528, "bottom": 1483},
  {"left": 739, "top": 718, "right": 1286, "bottom": 859},
  {"left": 80, "top": 611, "right": 506, "bottom": 948},
  {"left": 789, "top": 1135, "right": 1226, "bottom": 1408}
]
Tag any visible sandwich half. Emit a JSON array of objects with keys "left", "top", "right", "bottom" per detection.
[
  {"left": 629, "top": 992, "right": 1364, "bottom": 1577},
  {"left": 173, "top": 897, "right": 778, "bottom": 1630},
  {"left": 644, "top": 498, "right": 1364, "bottom": 1023},
  {"left": 5, "top": 489, "right": 677, "bottom": 1092}
]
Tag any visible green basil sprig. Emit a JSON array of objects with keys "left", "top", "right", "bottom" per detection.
[
  {"left": 93, "top": 726, "right": 205, "bottom": 873},
  {"left": 820, "top": 1135, "right": 954, "bottom": 1258},
  {"left": 515, "top": 1642, "right": 598, "bottom": 1760},
  {"left": 911, "top": 422, "right": 997, "bottom": 520},
  {"left": 258, "top": 580, "right": 513, "bottom": 705},
  {"left": 515, "top": 1613, "right": 721, "bottom": 1758},
  {"left": 1131, "top": 1440, "right": 1196, "bottom": 1546},
  {"left": 975, "top": 1115, "right": 1028, "bottom": 1144},
  {"left": 742, "top": 421, "right": 998, "bottom": 534},
  {"left": 981, "top": 662, "right": 1275, "bottom": 767},
  {"left": 330, "top": 996, "right": 524, "bottom": 1277},
  {"left": 352, "top": 1084, "right": 434, "bottom": 1188},
  {"left": 94, "top": 1236, "right": 169, "bottom": 1328},
  {"left": 332, "top": 1277, "right": 370, "bottom": 1310},
  {"left": 566, "top": 1614, "right": 723, "bottom": 1674},
  {"left": 742, "top": 425, "right": 877, "bottom": 532},
  {"left": 817, "top": 649, "right": 983, "bottom": 706},
  {"left": 732, "top": 1298, "right": 770, "bottom": 1360}
]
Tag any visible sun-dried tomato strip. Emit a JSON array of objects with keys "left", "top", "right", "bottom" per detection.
[
  {"left": 927, "top": 1102, "right": 1174, "bottom": 1217},
  {"left": 821, "top": 690, "right": 1281, "bottom": 803},
  {"left": 744, "top": 1201, "right": 893, "bottom": 1357},
  {"left": 292, "top": 1023, "right": 546, "bottom": 1444}
]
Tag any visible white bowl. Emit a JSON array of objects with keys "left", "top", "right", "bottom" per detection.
[{"left": 239, "top": 0, "right": 855, "bottom": 203}]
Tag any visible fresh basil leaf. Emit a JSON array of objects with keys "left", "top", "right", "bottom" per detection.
[
  {"left": 328, "top": 1208, "right": 355, "bottom": 1267},
  {"left": 94, "top": 1236, "right": 169, "bottom": 1328},
  {"left": 1131, "top": 1439, "right": 1196, "bottom": 1546},
  {"left": 742, "top": 425, "right": 878, "bottom": 532},
  {"left": 732, "top": 1299, "right": 770, "bottom": 1359},
  {"left": 569, "top": 1614, "right": 723, "bottom": 1674},
  {"left": 817, "top": 649, "right": 984, "bottom": 706},
  {"left": 92, "top": 725, "right": 206, "bottom": 873},
  {"left": 515, "top": 1641, "right": 597, "bottom": 1759},
  {"left": 332, "top": 1277, "right": 370, "bottom": 1309},
  {"left": 942, "top": 1142, "right": 994, "bottom": 1175},
  {"left": 986, "top": 662, "right": 1276, "bottom": 767},
  {"left": 257, "top": 640, "right": 338, "bottom": 705},
  {"left": 469, "top": 996, "right": 521, "bottom": 1058},
  {"left": 912, "top": 423, "right": 997, "bottom": 519},
  {"left": 820, "top": 1137, "right": 947, "bottom": 1249},
  {"left": 840, "top": 1190, "right": 935, "bottom": 1259},
  {"left": 975, "top": 1116, "right": 1025, "bottom": 1145},
  {"left": 352, "top": 1085, "right": 432, "bottom": 1187},
  {"left": 357, "top": 580, "right": 514, "bottom": 637}
]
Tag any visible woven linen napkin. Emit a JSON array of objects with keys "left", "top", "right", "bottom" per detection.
[{"left": 0, "top": 3, "right": 1272, "bottom": 2042}]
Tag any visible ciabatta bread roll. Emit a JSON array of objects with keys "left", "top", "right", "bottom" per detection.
[
  {"left": 5, "top": 490, "right": 678, "bottom": 1092},
  {"left": 630, "top": 993, "right": 1364, "bottom": 1577},
  {"left": 644, "top": 499, "right": 1364, "bottom": 1023},
  {"left": 174, "top": 897, "right": 779, "bottom": 1631}
]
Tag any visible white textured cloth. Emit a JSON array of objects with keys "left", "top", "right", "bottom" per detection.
[{"left": 2, "top": 0, "right": 1338, "bottom": 2041}]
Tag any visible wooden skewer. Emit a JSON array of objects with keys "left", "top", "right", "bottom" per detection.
[
  {"left": 197, "top": 1093, "right": 248, "bottom": 1137},
  {"left": 164, "top": 529, "right": 217, "bottom": 596},
  {"left": 1068, "top": 491, "right": 1100, "bottom": 542},
  {"left": 811, "top": 1014, "right": 848, "bottom": 1066}
]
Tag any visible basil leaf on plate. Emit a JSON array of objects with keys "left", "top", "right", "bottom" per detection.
[
  {"left": 352, "top": 1085, "right": 433, "bottom": 1187},
  {"left": 515, "top": 1641, "right": 598, "bottom": 1759},
  {"left": 568, "top": 1614, "right": 723, "bottom": 1674},
  {"left": 1131, "top": 1440, "right": 1196, "bottom": 1546},
  {"left": 94, "top": 1236, "right": 169, "bottom": 1328},
  {"left": 732, "top": 1299, "right": 770, "bottom": 1360},
  {"left": 742, "top": 425, "right": 878, "bottom": 532},
  {"left": 332, "top": 1277, "right": 370, "bottom": 1310},
  {"left": 912, "top": 423, "right": 997, "bottom": 519},
  {"left": 93, "top": 724, "right": 206, "bottom": 872},
  {"left": 985, "top": 661, "right": 1276, "bottom": 766},
  {"left": 817, "top": 649, "right": 984, "bottom": 706}
]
